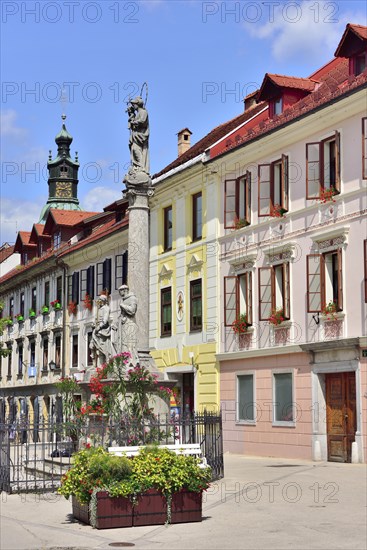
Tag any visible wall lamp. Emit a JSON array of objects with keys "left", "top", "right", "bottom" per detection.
[
  {"left": 312, "top": 312, "right": 320, "bottom": 325},
  {"left": 49, "top": 360, "right": 57, "bottom": 370},
  {"left": 189, "top": 352, "right": 199, "bottom": 370}
]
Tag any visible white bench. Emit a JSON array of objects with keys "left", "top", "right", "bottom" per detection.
[{"left": 108, "top": 443, "right": 208, "bottom": 468}]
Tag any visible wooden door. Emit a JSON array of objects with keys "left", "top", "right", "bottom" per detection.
[{"left": 326, "top": 372, "right": 356, "bottom": 462}]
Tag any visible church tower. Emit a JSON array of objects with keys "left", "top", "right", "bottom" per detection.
[{"left": 39, "top": 114, "right": 82, "bottom": 223}]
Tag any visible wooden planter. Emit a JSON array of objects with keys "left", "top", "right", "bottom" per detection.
[
  {"left": 133, "top": 489, "right": 167, "bottom": 526},
  {"left": 72, "top": 489, "right": 202, "bottom": 529},
  {"left": 171, "top": 490, "right": 202, "bottom": 524}
]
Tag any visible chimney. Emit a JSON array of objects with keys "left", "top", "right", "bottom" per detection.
[
  {"left": 177, "top": 128, "right": 192, "bottom": 157},
  {"left": 243, "top": 90, "right": 259, "bottom": 112}
]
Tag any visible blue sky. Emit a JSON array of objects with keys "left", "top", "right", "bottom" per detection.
[{"left": 1, "top": 0, "right": 366, "bottom": 244}]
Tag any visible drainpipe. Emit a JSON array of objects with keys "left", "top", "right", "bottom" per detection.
[{"left": 56, "top": 258, "right": 69, "bottom": 379}]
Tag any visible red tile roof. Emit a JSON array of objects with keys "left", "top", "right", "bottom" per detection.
[
  {"left": 0, "top": 245, "right": 15, "bottom": 263},
  {"left": 257, "top": 73, "right": 318, "bottom": 101},
  {"left": 50, "top": 210, "right": 99, "bottom": 226},
  {"left": 335, "top": 23, "right": 367, "bottom": 56}
]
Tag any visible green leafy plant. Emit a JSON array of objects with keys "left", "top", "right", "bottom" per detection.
[
  {"left": 15, "top": 313, "right": 24, "bottom": 322},
  {"left": 41, "top": 305, "right": 49, "bottom": 315},
  {"left": 233, "top": 217, "right": 248, "bottom": 230},
  {"left": 51, "top": 300, "right": 61, "bottom": 310},
  {"left": 269, "top": 307, "right": 285, "bottom": 326},
  {"left": 29, "top": 308, "right": 36, "bottom": 319},
  {"left": 321, "top": 301, "right": 338, "bottom": 321}
]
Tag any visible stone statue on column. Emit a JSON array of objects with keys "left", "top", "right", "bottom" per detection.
[{"left": 116, "top": 284, "right": 139, "bottom": 366}]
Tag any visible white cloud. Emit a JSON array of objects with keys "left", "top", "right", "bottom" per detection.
[
  {"left": 244, "top": 2, "right": 365, "bottom": 65},
  {"left": 138, "top": 0, "right": 165, "bottom": 11},
  {"left": 0, "top": 109, "right": 28, "bottom": 140},
  {"left": 82, "top": 186, "right": 122, "bottom": 212},
  {"left": 0, "top": 198, "right": 42, "bottom": 245}
]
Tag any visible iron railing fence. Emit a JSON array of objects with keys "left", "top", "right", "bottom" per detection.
[{"left": 0, "top": 411, "right": 223, "bottom": 493}]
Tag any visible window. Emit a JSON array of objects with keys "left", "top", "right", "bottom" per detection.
[
  {"left": 192, "top": 192, "right": 202, "bottom": 241},
  {"left": 161, "top": 287, "right": 172, "bottom": 336},
  {"left": 72, "top": 334, "right": 78, "bottom": 368},
  {"left": 87, "top": 332, "right": 93, "bottom": 366},
  {"left": 18, "top": 344, "right": 23, "bottom": 376},
  {"left": 224, "top": 171, "right": 251, "bottom": 228},
  {"left": 163, "top": 206, "right": 173, "bottom": 251},
  {"left": 56, "top": 276, "right": 63, "bottom": 303},
  {"left": 53, "top": 231, "right": 61, "bottom": 250},
  {"left": 20, "top": 292, "right": 24, "bottom": 316},
  {"left": 363, "top": 118, "right": 367, "bottom": 180},
  {"left": 270, "top": 97, "right": 283, "bottom": 117},
  {"left": 224, "top": 272, "right": 253, "bottom": 327},
  {"left": 55, "top": 335, "right": 61, "bottom": 369},
  {"left": 307, "top": 250, "right": 343, "bottom": 312},
  {"left": 44, "top": 281, "right": 50, "bottom": 306},
  {"left": 350, "top": 51, "right": 366, "bottom": 76},
  {"left": 7, "top": 345, "right": 12, "bottom": 377},
  {"left": 97, "top": 258, "right": 112, "bottom": 294},
  {"left": 115, "top": 251, "right": 128, "bottom": 289},
  {"left": 259, "top": 263, "right": 290, "bottom": 321},
  {"left": 273, "top": 372, "right": 294, "bottom": 423},
  {"left": 31, "top": 287, "right": 37, "bottom": 312},
  {"left": 43, "top": 338, "right": 49, "bottom": 371},
  {"left": 190, "top": 279, "right": 202, "bottom": 331},
  {"left": 30, "top": 341, "right": 35, "bottom": 368},
  {"left": 237, "top": 374, "right": 255, "bottom": 422},
  {"left": 9, "top": 296, "right": 14, "bottom": 319},
  {"left": 71, "top": 272, "right": 79, "bottom": 304},
  {"left": 258, "top": 156, "right": 288, "bottom": 217},
  {"left": 81, "top": 266, "right": 95, "bottom": 300},
  {"left": 306, "top": 132, "right": 341, "bottom": 199}
]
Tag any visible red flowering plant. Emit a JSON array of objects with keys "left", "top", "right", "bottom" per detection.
[
  {"left": 68, "top": 301, "right": 78, "bottom": 315},
  {"left": 233, "top": 216, "right": 248, "bottom": 230},
  {"left": 51, "top": 299, "right": 62, "bottom": 310},
  {"left": 318, "top": 187, "right": 337, "bottom": 204},
  {"left": 231, "top": 313, "right": 249, "bottom": 334},
  {"left": 269, "top": 307, "right": 285, "bottom": 326},
  {"left": 321, "top": 301, "right": 338, "bottom": 321},
  {"left": 83, "top": 293, "right": 93, "bottom": 311},
  {"left": 270, "top": 203, "right": 287, "bottom": 218}
]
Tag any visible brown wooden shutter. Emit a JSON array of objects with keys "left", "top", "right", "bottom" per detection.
[
  {"left": 245, "top": 170, "right": 251, "bottom": 224},
  {"left": 282, "top": 154, "right": 289, "bottom": 211},
  {"left": 307, "top": 254, "right": 322, "bottom": 312},
  {"left": 258, "top": 164, "right": 271, "bottom": 217},
  {"left": 362, "top": 118, "right": 367, "bottom": 180},
  {"left": 224, "top": 276, "right": 238, "bottom": 326},
  {"left": 282, "top": 262, "right": 290, "bottom": 320},
  {"left": 337, "top": 248, "right": 343, "bottom": 311},
  {"left": 259, "top": 267, "right": 273, "bottom": 320},
  {"left": 224, "top": 179, "right": 237, "bottom": 228},
  {"left": 306, "top": 142, "right": 321, "bottom": 199},
  {"left": 247, "top": 271, "right": 253, "bottom": 325},
  {"left": 334, "top": 130, "right": 341, "bottom": 193}
]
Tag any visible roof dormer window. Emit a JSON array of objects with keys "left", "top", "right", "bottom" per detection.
[
  {"left": 272, "top": 97, "right": 283, "bottom": 116},
  {"left": 53, "top": 231, "right": 61, "bottom": 250},
  {"left": 351, "top": 51, "right": 366, "bottom": 76}
]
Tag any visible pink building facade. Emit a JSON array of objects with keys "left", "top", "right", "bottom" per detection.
[{"left": 213, "top": 24, "right": 367, "bottom": 463}]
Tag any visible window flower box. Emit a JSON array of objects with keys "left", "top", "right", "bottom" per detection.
[
  {"left": 41, "top": 305, "right": 49, "bottom": 315},
  {"left": 231, "top": 313, "right": 250, "bottom": 334},
  {"left": 270, "top": 203, "right": 287, "bottom": 218},
  {"left": 68, "top": 301, "right": 78, "bottom": 316},
  {"left": 269, "top": 307, "right": 285, "bottom": 326},
  {"left": 83, "top": 294, "right": 93, "bottom": 312},
  {"left": 29, "top": 309, "right": 36, "bottom": 319},
  {"left": 51, "top": 300, "right": 62, "bottom": 311},
  {"left": 15, "top": 314, "right": 24, "bottom": 323}
]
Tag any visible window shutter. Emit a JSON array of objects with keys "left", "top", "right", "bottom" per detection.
[
  {"left": 115, "top": 254, "right": 123, "bottom": 289},
  {"left": 337, "top": 248, "right": 343, "bottom": 311},
  {"left": 306, "top": 142, "right": 321, "bottom": 199},
  {"left": 247, "top": 271, "right": 253, "bottom": 325},
  {"left": 258, "top": 164, "right": 271, "bottom": 217},
  {"left": 96, "top": 262, "right": 103, "bottom": 294},
  {"left": 334, "top": 130, "right": 341, "bottom": 193},
  {"left": 68, "top": 275, "right": 72, "bottom": 302},
  {"left": 282, "top": 154, "right": 289, "bottom": 211},
  {"left": 282, "top": 263, "right": 290, "bottom": 319},
  {"left": 362, "top": 118, "right": 367, "bottom": 180},
  {"left": 259, "top": 267, "right": 273, "bottom": 320},
  {"left": 245, "top": 170, "right": 251, "bottom": 224},
  {"left": 224, "top": 179, "right": 237, "bottom": 228},
  {"left": 87, "top": 266, "right": 95, "bottom": 299},
  {"left": 224, "top": 276, "right": 238, "bottom": 327},
  {"left": 103, "top": 258, "right": 112, "bottom": 293},
  {"left": 122, "top": 250, "right": 128, "bottom": 285},
  {"left": 364, "top": 240, "right": 367, "bottom": 303},
  {"left": 71, "top": 272, "right": 79, "bottom": 304},
  {"left": 80, "top": 269, "right": 87, "bottom": 301},
  {"left": 307, "top": 255, "right": 322, "bottom": 312}
]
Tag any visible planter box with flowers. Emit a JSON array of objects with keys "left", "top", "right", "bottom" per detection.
[
  {"left": 60, "top": 446, "right": 210, "bottom": 529},
  {"left": 41, "top": 305, "right": 50, "bottom": 315},
  {"left": 321, "top": 301, "right": 344, "bottom": 339},
  {"left": 83, "top": 294, "right": 93, "bottom": 312},
  {"left": 231, "top": 313, "right": 252, "bottom": 350},
  {"left": 270, "top": 204, "right": 287, "bottom": 218},
  {"left": 68, "top": 301, "right": 78, "bottom": 316}
]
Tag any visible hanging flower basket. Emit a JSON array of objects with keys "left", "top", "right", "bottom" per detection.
[{"left": 68, "top": 301, "right": 78, "bottom": 315}]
